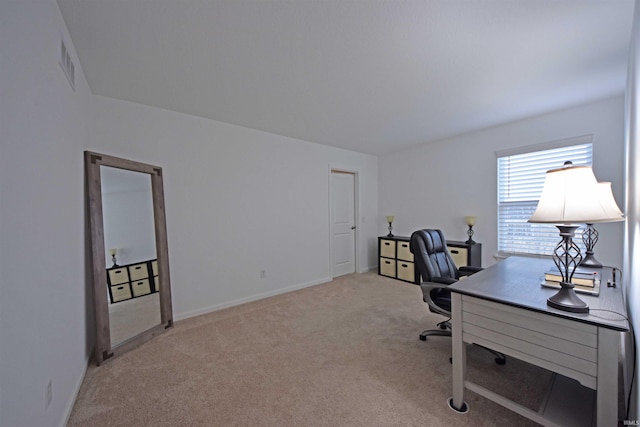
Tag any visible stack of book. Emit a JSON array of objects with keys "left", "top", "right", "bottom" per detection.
[{"left": 540, "top": 268, "right": 600, "bottom": 295}]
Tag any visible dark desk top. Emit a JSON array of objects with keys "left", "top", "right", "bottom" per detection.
[{"left": 449, "top": 256, "right": 629, "bottom": 332}]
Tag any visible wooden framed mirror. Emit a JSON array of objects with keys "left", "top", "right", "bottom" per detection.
[{"left": 85, "top": 151, "right": 173, "bottom": 365}]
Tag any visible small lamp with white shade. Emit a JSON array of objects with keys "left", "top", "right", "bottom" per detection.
[
  {"left": 109, "top": 248, "right": 119, "bottom": 268},
  {"left": 386, "top": 215, "right": 395, "bottom": 237},
  {"left": 579, "top": 182, "right": 624, "bottom": 268},
  {"left": 465, "top": 216, "right": 477, "bottom": 244}
]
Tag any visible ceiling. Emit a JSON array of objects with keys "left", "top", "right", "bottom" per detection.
[{"left": 57, "top": 0, "right": 634, "bottom": 156}]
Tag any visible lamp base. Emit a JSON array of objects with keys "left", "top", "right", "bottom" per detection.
[
  {"left": 466, "top": 225, "right": 475, "bottom": 245},
  {"left": 578, "top": 252, "right": 603, "bottom": 269},
  {"left": 547, "top": 283, "right": 589, "bottom": 313}
]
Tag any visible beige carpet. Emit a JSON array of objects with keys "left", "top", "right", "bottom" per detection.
[{"left": 68, "top": 272, "right": 552, "bottom": 426}]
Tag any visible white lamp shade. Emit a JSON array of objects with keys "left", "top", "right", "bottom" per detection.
[
  {"left": 465, "top": 216, "right": 476, "bottom": 226},
  {"left": 591, "top": 182, "right": 624, "bottom": 223},
  {"left": 386, "top": 215, "right": 395, "bottom": 223},
  {"left": 529, "top": 164, "right": 624, "bottom": 224}
]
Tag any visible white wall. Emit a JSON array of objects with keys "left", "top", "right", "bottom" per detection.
[
  {"left": 103, "top": 189, "right": 157, "bottom": 266},
  {"left": 89, "top": 96, "right": 379, "bottom": 320},
  {"left": 624, "top": 0, "right": 640, "bottom": 418},
  {"left": 379, "top": 95, "right": 626, "bottom": 269},
  {"left": 0, "top": 3, "right": 377, "bottom": 423},
  {"left": 0, "top": 1, "right": 92, "bottom": 426}
]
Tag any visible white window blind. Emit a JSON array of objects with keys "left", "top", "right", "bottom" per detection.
[{"left": 497, "top": 142, "right": 593, "bottom": 256}]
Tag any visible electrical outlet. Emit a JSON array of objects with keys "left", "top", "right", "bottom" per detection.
[
  {"left": 260, "top": 270, "right": 266, "bottom": 279},
  {"left": 45, "top": 380, "right": 52, "bottom": 409}
]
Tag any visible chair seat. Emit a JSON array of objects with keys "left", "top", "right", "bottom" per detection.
[{"left": 431, "top": 288, "right": 451, "bottom": 312}]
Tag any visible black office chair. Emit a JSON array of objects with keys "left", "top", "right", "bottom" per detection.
[{"left": 410, "top": 229, "right": 506, "bottom": 365}]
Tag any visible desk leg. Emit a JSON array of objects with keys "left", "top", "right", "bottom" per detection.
[
  {"left": 597, "top": 327, "right": 619, "bottom": 426},
  {"left": 449, "top": 292, "right": 468, "bottom": 412}
]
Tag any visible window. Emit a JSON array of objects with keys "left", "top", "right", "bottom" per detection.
[{"left": 497, "top": 138, "right": 593, "bottom": 256}]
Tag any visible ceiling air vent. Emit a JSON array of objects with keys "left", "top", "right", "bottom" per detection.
[{"left": 59, "top": 38, "right": 75, "bottom": 91}]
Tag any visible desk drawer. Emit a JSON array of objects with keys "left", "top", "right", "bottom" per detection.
[
  {"left": 448, "top": 246, "right": 468, "bottom": 267},
  {"left": 131, "top": 279, "right": 152, "bottom": 297},
  {"left": 461, "top": 296, "right": 598, "bottom": 387},
  {"left": 108, "top": 268, "right": 129, "bottom": 285},
  {"left": 380, "top": 240, "right": 396, "bottom": 258},
  {"left": 379, "top": 258, "right": 396, "bottom": 277},
  {"left": 110, "top": 284, "right": 132, "bottom": 302},
  {"left": 129, "top": 263, "right": 149, "bottom": 280},
  {"left": 397, "top": 261, "right": 415, "bottom": 282},
  {"left": 397, "top": 241, "right": 414, "bottom": 262}
]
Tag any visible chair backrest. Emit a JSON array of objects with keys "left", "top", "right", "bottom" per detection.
[{"left": 410, "top": 229, "right": 459, "bottom": 282}]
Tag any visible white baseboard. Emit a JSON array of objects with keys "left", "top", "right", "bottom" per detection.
[
  {"left": 61, "top": 354, "right": 91, "bottom": 427},
  {"left": 174, "top": 276, "right": 332, "bottom": 322}
]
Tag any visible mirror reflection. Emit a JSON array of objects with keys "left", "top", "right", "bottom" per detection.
[
  {"left": 100, "top": 166, "right": 161, "bottom": 346},
  {"left": 85, "top": 150, "right": 172, "bottom": 365}
]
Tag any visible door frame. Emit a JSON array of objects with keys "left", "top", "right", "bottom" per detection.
[{"left": 329, "top": 166, "right": 360, "bottom": 278}]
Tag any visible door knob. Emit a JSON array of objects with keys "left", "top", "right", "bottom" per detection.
[{"left": 351, "top": 226, "right": 356, "bottom": 230}]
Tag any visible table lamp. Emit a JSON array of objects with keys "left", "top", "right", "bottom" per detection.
[
  {"left": 528, "top": 162, "right": 623, "bottom": 313},
  {"left": 109, "top": 248, "right": 119, "bottom": 268},
  {"left": 579, "top": 182, "right": 624, "bottom": 268},
  {"left": 386, "top": 215, "right": 395, "bottom": 237},
  {"left": 465, "top": 216, "right": 476, "bottom": 244}
]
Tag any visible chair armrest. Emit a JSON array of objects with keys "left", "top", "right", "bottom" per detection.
[
  {"left": 431, "top": 276, "right": 458, "bottom": 285},
  {"left": 458, "top": 266, "right": 483, "bottom": 277},
  {"left": 420, "top": 282, "right": 452, "bottom": 316}
]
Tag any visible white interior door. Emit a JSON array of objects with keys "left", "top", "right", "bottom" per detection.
[{"left": 331, "top": 170, "right": 356, "bottom": 277}]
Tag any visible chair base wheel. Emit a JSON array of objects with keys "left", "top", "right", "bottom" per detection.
[
  {"left": 495, "top": 357, "right": 506, "bottom": 365},
  {"left": 419, "top": 335, "right": 427, "bottom": 341},
  {"left": 447, "top": 397, "right": 468, "bottom": 414}
]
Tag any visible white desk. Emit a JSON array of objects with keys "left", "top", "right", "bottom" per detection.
[{"left": 448, "top": 256, "right": 628, "bottom": 427}]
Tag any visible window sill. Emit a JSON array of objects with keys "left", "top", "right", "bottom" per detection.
[{"left": 494, "top": 252, "right": 552, "bottom": 263}]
